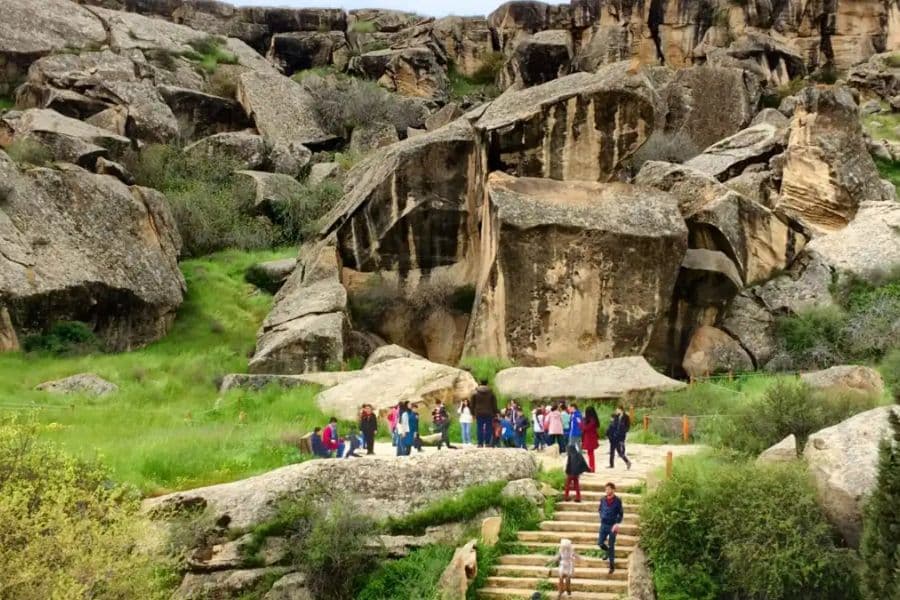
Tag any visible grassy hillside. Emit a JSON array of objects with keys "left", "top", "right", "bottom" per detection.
[{"left": 0, "top": 250, "right": 329, "bottom": 495}]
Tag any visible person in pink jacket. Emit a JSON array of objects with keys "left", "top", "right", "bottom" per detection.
[
  {"left": 545, "top": 403, "right": 564, "bottom": 454},
  {"left": 387, "top": 404, "right": 399, "bottom": 447}
]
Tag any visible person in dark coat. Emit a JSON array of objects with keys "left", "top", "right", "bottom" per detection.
[
  {"left": 597, "top": 482, "right": 624, "bottom": 574},
  {"left": 606, "top": 410, "right": 632, "bottom": 470},
  {"left": 359, "top": 404, "right": 377, "bottom": 455},
  {"left": 431, "top": 399, "right": 457, "bottom": 450},
  {"left": 563, "top": 443, "right": 590, "bottom": 502},
  {"left": 471, "top": 380, "right": 499, "bottom": 447}
]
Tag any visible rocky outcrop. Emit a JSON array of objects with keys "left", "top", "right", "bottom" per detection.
[
  {"left": 364, "top": 343, "right": 423, "bottom": 367},
  {"left": 628, "top": 544, "right": 657, "bottom": 600},
  {"left": 506, "top": 30, "right": 573, "bottom": 88},
  {"left": 465, "top": 173, "right": 687, "bottom": 364},
  {"left": 183, "top": 131, "right": 267, "bottom": 170},
  {"left": 682, "top": 326, "right": 753, "bottom": 378},
  {"left": 800, "top": 365, "right": 885, "bottom": 397},
  {"left": 437, "top": 539, "right": 478, "bottom": 600},
  {"left": 493, "top": 356, "right": 686, "bottom": 400},
  {"left": 244, "top": 258, "right": 297, "bottom": 294},
  {"left": 757, "top": 434, "right": 799, "bottom": 463},
  {"left": 315, "top": 357, "right": 477, "bottom": 419},
  {"left": 249, "top": 240, "right": 348, "bottom": 374},
  {"left": 848, "top": 51, "right": 900, "bottom": 102},
  {"left": 233, "top": 171, "right": 305, "bottom": 215},
  {"left": 777, "top": 86, "right": 894, "bottom": 236},
  {"left": 348, "top": 121, "right": 400, "bottom": 155},
  {"left": 144, "top": 448, "right": 538, "bottom": 530},
  {"left": 350, "top": 47, "right": 450, "bottom": 102},
  {"left": 35, "top": 373, "right": 118, "bottom": 396},
  {"left": 805, "top": 201, "right": 900, "bottom": 283},
  {"left": 0, "top": 154, "right": 184, "bottom": 350},
  {"left": 803, "top": 406, "right": 898, "bottom": 547},
  {"left": 177, "top": 568, "right": 291, "bottom": 600},
  {"left": 685, "top": 122, "right": 787, "bottom": 182}
]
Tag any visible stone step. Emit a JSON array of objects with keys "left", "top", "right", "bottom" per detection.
[
  {"left": 492, "top": 564, "right": 629, "bottom": 581},
  {"left": 518, "top": 530, "right": 638, "bottom": 545},
  {"left": 477, "top": 588, "right": 620, "bottom": 600},
  {"left": 519, "top": 541, "right": 633, "bottom": 557},
  {"left": 566, "top": 491, "right": 642, "bottom": 502},
  {"left": 484, "top": 576, "right": 628, "bottom": 594},
  {"left": 578, "top": 479, "right": 646, "bottom": 492},
  {"left": 539, "top": 521, "right": 640, "bottom": 536},
  {"left": 552, "top": 511, "right": 640, "bottom": 524},
  {"left": 497, "top": 554, "right": 619, "bottom": 568},
  {"left": 555, "top": 501, "right": 640, "bottom": 513}
]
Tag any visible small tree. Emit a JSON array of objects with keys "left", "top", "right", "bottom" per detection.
[{"left": 860, "top": 394, "right": 900, "bottom": 600}]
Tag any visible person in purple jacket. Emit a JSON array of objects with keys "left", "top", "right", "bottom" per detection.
[{"left": 597, "top": 482, "right": 624, "bottom": 574}]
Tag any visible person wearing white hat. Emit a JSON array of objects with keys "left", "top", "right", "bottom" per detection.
[{"left": 547, "top": 538, "right": 581, "bottom": 599}]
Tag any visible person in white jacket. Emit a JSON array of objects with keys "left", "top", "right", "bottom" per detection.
[
  {"left": 458, "top": 399, "right": 473, "bottom": 445},
  {"left": 395, "top": 401, "right": 410, "bottom": 456},
  {"left": 547, "top": 538, "right": 581, "bottom": 599},
  {"left": 532, "top": 407, "right": 545, "bottom": 450}
]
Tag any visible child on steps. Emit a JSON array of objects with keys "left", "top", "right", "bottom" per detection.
[{"left": 547, "top": 538, "right": 581, "bottom": 599}]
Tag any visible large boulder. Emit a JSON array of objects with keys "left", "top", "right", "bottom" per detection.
[
  {"left": 35, "top": 373, "right": 118, "bottom": 396},
  {"left": 144, "top": 448, "right": 538, "bottom": 530},
  {"left": 348, "top": 121, "right": 400, "bottom": 155},
  {"left": 157, "top": 86, "right": 252, "bottom": 141},
  {"left": 364, "top": 344, "right": 423, "bottom": 367},
  {"left": 684, "top": 122, "right": 787, "bottom": 182},
  {"left": 475, "top": 62, "right": 662, "bottom": 181},
  {"left": 507, "top": 30, "right": 573, "bottom": 88},
  {"left": 848, "top": 51, "right": 900, "bottom": 102},
  {"left": 0, "top": 155, "right": 184, "bottom": 350},
  {"left": 682, "top": 326, "right": 753, "bottom": 379},
  {"left": 315, "top": 357, "right": 477, "bottom": 420},
  {"left": 757, "top": 434, "right": 799, "bottom": 464},
  {"left": 350, "top": 47, "right": 450, "bottom": 102},
  {"left": 183, "top": 131, "right": 267, "bottom": 170},
  {"left": 493, "top": 356, "right": 686, "bottom": 400},
  {"left": 233, "top": 171, "right": 305, "bottom": 216},
  {"left": 437, "top": 539, "right": 478, "bottom": 600},
  {"left": 432, "top": 16, "right": 494, "bottom": 80},
  {"left": 266, "top": 31, "right": 350, "bottom": 74},
  {"left": 464, "top": 173, "right": 687, "bottom": 365},
  {"left": 249, "top": 240, "right": 348, "bottom": 374},
  {"left": 805, "top": 201, "right": 900, "bottom": 284},
  {"left": 244, "top": 258, "right": 297, "bottom": 294},
  {"left": 800, "top": 365, "right": 885, "bottom": 397},
  {"left": 803, "top": 406, "right": 898, "bottom": 547},
  {"left": 777, "top": 86, "right": 894, "bottom": 236}
]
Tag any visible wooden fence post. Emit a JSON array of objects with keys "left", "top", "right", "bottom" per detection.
[
  {"left": 642, "top": 414, "right": 649, "bottom": 432},
  {"left": 629, "top": 405, "right": 636, "bottom": 425},
  {"left": 682, "top": 415, "right": 690, "bottom": 443},
  {"left": 665, "top": 451, "right": 673, "bottom": 480}
]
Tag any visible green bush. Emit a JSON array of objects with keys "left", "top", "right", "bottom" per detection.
[
  {"left": 859, "top": 395, "right": 900, "bottom": 600},
  {"left": 642, "top": 454, "right": 860, "bottom": 600},
  {"left": 22, "top": 321, "right": 99, "bottom": 355},
  {"left": 183, "top": 36, "right": 238, "bottom": 74},
  {"left": 385, "top": 481, "right": 505, "bottom": 535},
  {"left": 273, "top": 180, "right": 342, "bottom": 244},
  {"left": 0, "top": 417, "right": 173, "bottom": 599},
  {"left": 448, "top": 62, "right": 501, "bottom": 102},
  {"left": 5, "top": 138, "right": 53, "bottom": 167},
  {"left": 349, "top": 20, "right": 377, "bottom": 33},
  {"left": 0, "top": 95, "right": 14, "bottom": 112},
  {"left": 458, "top": 356, "right": 514, "bottom": 387},
  {"left": 470, "top": 52, "right": 506, "bottom": 85},
  {"left": 880, "top": 348, "right": 900, "bottom": 392},
  {"left": 356, "top": 545, "right": 455, "bottom": 600}
]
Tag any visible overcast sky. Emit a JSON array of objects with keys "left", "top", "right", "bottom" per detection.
[{"left": 230, "top": 0, "right": 533, "bottom": 18}]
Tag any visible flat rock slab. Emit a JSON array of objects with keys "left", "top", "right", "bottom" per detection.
[
  {"left": 316, "top": 357, "right": 477, "bottom": 420},
  {"left": 219, "top": 372, "right": 361, "bottom": 393},
  {"left": 144, "top": 448, "right": 538, "bottom": 530},
  {"left": 495, "top": 357, "right": 686, "bottom": 400},
  {"left": 800, "top": 365, "right": 885, "bottom": 397},
  {"left": 35, "top": 373, "right": 118, "bottom": 396}
]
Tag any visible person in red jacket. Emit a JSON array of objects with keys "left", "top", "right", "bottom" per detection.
[
  {"left": 582, "top": 406, "right": 600, "bottom": 472},
  {"left": 322, "top": 417, "right": 344, "bottom": 458}
]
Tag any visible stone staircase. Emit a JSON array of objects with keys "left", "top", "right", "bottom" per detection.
[{"left": 478, "top": 473, "right": 644, "bottom": 600}]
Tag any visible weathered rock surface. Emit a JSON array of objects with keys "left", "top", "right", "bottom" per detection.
[
  {"left": 183, "top": 131, "right": 267, "bottom": 170},
  {"left": 350, "top": 47, "right": 450, "bottom": 102},
  {"left": 267, "top": 31, "right": 349, "bottom": 74},
  {"left": 316, "top": 357, "right": 477, "bottom": 419},
  {"left": 348, "top": 121, "right": 400, "bottom": 155},
  {"left": 494, "top": 356, "right": 686, "bottom": 400},
  {"left": 508, "top": 29, "right": 573, "bottom": 88},
  {"left": 157, "top": 85, "right": 252, "bottom": 141},
  {"left": 438, "top": 539, "right": 478, "bottom": 600},
  {"left": 264, "top": 572, "right": 311, "bottom": 600},
  {"left": 364, "top": 344, "right": 423, "bottom": 367},
  {"left": 35, "top": 373, "right": 118, "bottom": 396},
  {"left": 0, "top": 155, "right": 184, "bottom": 350},
  {"left": 250, "top": 240, "right": 348, "bottom": 374},
  {"left": 805, "top": 201, "right": 900, "bottom": 283},
  {"left": 800, "top": 365, "right": 885, "bottom": 397},
  {"left": 244, "top": 258, "right": 297, "bottom": 294},
  {"left": 501, "top": 478, "right": 545, "bottom": 506},
  {"left": 145, "top": 449, "right": 538, "bottom": 530},
  {"left": 777, "top": 86, "right": 894, "bottom": 236},
  {"left": 218, "top": 371, "right": 360, "bottom": 393},
  {"left": 685, "top": 122, "right": 787, "bottom": 182},
  {"left": 757, "top": 434, "right": 799, "bottom": 464},
  {"left": 0, "top": 308, "right": 18, "bottom": 352},
  {"left": 848, "top": 51, "right": 900, "bottom": 102},
  {"left": 233, "top": 171, "right": 305, "bottom": 215},
  {"left": 177, "top": 567, "right": 290, "bottom": 600},
  {"left": 307, "top": 162, "right": 342, "bottom": 187},
  {"left": 628, "top": 544, "right": 656, "bottom": 600},
  {"left": 682, "top": 326, "right": 753, "bottom": 379},
  {"left": 465, "top": 173, "right": 687, "bottom": 365},
  {"left": 803, "top": 406, "right": 898, "bottom": 547}
]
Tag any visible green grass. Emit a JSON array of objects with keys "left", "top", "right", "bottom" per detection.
[
  {"left": 291, "top": 66, "right": 344, "bottom": 83},
  {"left": 385, "top": 481, "right": 506, "bottom": 535},
  {"left": 875, "top": 157, "right": 900, "bottom": 195},
  {"left": 356, "top": 545, "right": 455, "bottom": 600},
  {"left": 0, "top": 96, "right": 14, "bottom": 112},
  {"left": 0, "top": 250, "right": 333, "bottom": 495},
  {"left": 349, "top": 20, "right": 377, "bottom": 33},
  {"left": 183, "top": 36, "right": 238, "bottom": 74}
]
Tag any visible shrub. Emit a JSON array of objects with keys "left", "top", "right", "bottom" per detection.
[
  {"left": 183, "top": 36, "right": 238, "bottom": 74},
  {"left": 880, "top": 348, "right": 900, "bottom": 392},
  {"left": 301, "top": 75, "right": 423, "bottom": 137},
  {"left": 0, "top": 417, "right": 172, "bottom": 599},
  {"left": 641, "top": 454, "right": 861, "bottom": 600},
  {"left": 385, "top": 481, "right": 506, "bottom": 535},
  {"left": 448, "top": 62, "right": 501, "bottom": 101},
  {"left": 349, "top": 19, "right": 377, "bottom": 33},
  {"left": 886, "top": 53, "right": 900, "bottom": 69},
  {"left": 458, "top": 355, "right": 514, "bottom": 387},
  {"left": 273, "top": 180, "right": 342, "bottom": 244},
  {"left": 22, "top": 320, "right": 99, "bottom": 355},
  {"left": 859, "top": 394, "right": 900, "bottom": 600},
  {"left": 0, "top": 95, "right": 14, "bottom": 112},
  {"left": 126, "top": 144, "right": 276, "bottom": 256},
  {"left": 470, "top": 52, "right": 506, "bottom": 85},
  {"left": 206, "top": 67, "right": 238, "bottom": 98},
  {"left": 357, "top": 545, "right": 455, "bottom": 600},
  {"left": 5, "top": 138, "right": 53, "bottom": 167}
]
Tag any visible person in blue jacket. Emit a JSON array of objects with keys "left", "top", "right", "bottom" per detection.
[
  {"left": 405, "top": 403, "right": 423, "bottom": 453},
  {"left": 310, "top": 427, "right": 332, "bottom": 458},
  {"left": 568, "top": 404, "right": 583, "bottom": 451},
  {"left": 597, "top": 482, "right": 624, "bottom": 574}
]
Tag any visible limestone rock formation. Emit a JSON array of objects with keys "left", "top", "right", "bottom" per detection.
[
  {"left": 349, "top": 47, "right": 450, "bottom": 102},
  {"left": 264, "top": 572, "right": 311, "bottom": 600},
  {"left": 145, "top": 448, "right": 538, "bottom": 530},
  {"left": 803, "top": 406, "right": 899, "bottom": 547},
  {"left": 777, "top": 86, "right": 894, "bottom": 236},
  {"left": 218, "top": 371, "right": 360, "bottom": 393},
  {"left": 685, "top": 122, "right": 787, "bottom": 182},
  {"left": 437, "top": 539, "right": 478, "bottom": 600},
  {"left": 157, "top": 85, "right": 252, "bottom": 141},
  {"left": 35, "top": 373, "right": 118, "bottom": 396},
  {"left": 501, "top": 479, "right": 545, "bottom": 506},
  {"left": 348, "top": 121, "right": 400, "bottom": 155},
  {"left": 249, "top": 240, "right": 348, "bottom": 374},
  {"left": 805, "top": 201, "right": 900, "bottom": 283},
  {"left": 757, "top": 434, "right": 799, "bottom": 463},
  {"left": 682, "top": 326, "right": 753, "bottom": 378},
  {"left": 183, "top": 131, "right": 267, "bottom": 170},
  {"left": 493, "top": 357, "right": 686, "bottom": 400},
  {"left": 364, "top": 344, "right": 424, "bottom": 367},
  {"left": 628, "top": 544, "right": 657, "bottom": 600},
  {"left": 848, "top": 51, "right": 900, "bottom": 102},
  {"left": 800, "top": 365, "right": 885, "bottom": 397},
  {"left": 465, "top": 173, "right": 687, "bottom": 364},
  {"left": 507, "top": 30, "right": 573, "bottom": 88},
  {"left": 315, "top": 357, "right": 477, "bottom": 419},
  {"left": 177, "top": 568, "right": 291, "bottom": 600},
  {"left": 0, "top": 154, "right": 184, "bottom": 350},
  {"left": 233, "top": 170, "right": 305, "bottom": 215},
  {"left": 244, "top": 258, "right": 297, "bottom": 294}
]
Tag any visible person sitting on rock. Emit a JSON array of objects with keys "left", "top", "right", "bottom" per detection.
[
  {"left": 310, "top": 427, "right": 331, "bottom": 459},
  {"left": 547, "top": 538, "right": 582, "bottom": 599},
  {"left": 598, "top": 482, "right": 624, "bottom": 574},
  {"left": 322, "top": 417, "right": 344, "bottom": 459}
]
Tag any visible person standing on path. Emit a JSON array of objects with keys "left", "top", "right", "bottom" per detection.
[
  {"left": 359, "top": 404, "right": 377, "bottom": 455},
  {"left": 545, "top": 404, "right": 564, "bottom": 454},
  {"left": 458, "top": 399, "right": 473, "bottom": 445},
  {"left": 431, "top": 399, "right": 457, "bottom": 450},
  {"left": 560, "top": 402, "right": 571, "bottom": 453},
  {"left": 568, "top": 404, "right": 583, "bottom": 452},
  {"left": 582, "top": 406, "right": 600, "bottom": 472},
  {"left": 396, "top": 402, "right": 410, "bottom": 456},
  {"left": 563, "top": 443, "right": 590, "bottom": 502},
  {"left": 608, "top": 406, "right": 632, "bottom": 469},
  {"left": 407, "top": 403, "right": 423, "bottom": 453},
  {"left": 471, "top": 379, "right": 498, "bottom": 447},
  {"left": 597, "top": 482, "right": 624, "bottom": 574},
  {"left": 532, "top": 406, "right": 546, "bottom": 450},
  {"left": 388, "top": 404, "right": 399, "bottom": 448}
]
